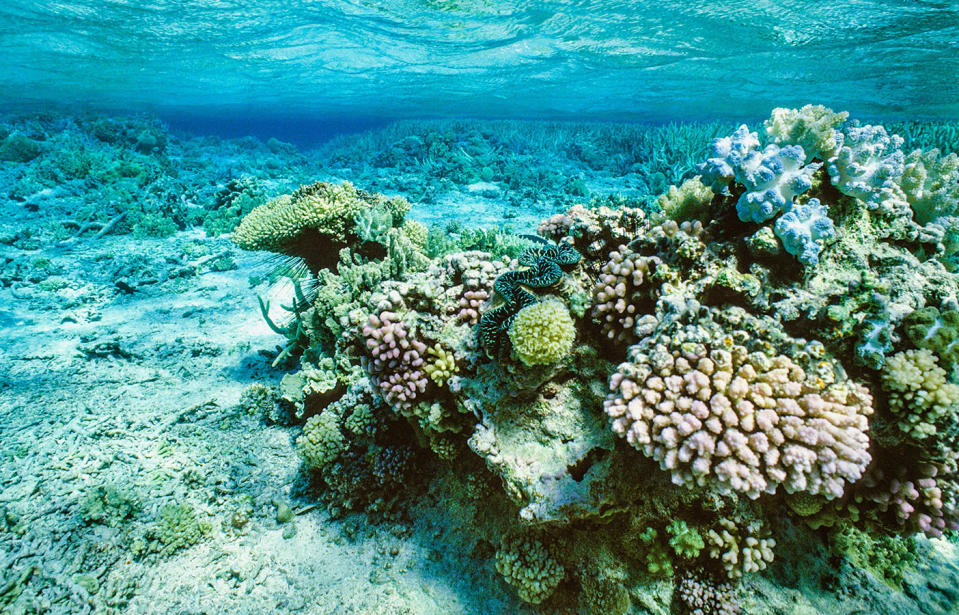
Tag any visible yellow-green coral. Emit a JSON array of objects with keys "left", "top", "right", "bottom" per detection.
[
  {"left": 507, "top": 300, "right": 576, "bottom": 366},
  {"left": 657, "top": 176, "right": 713, "bottom": 222},
  {"left": 881, "top": 348, "right": 959, "bottom": 439},
  {"left": 232, "top": 181, "right": 410, "bottom": 267},
  {"left": 765, "top": 105, "right": 849, "bottom": 161},
  {"left": 666, "top": 519, "right": 705, "bottom": 559},
  {"left": 423, "top": 345, "right": 458, "bottom": 385},
  {"left": 402, "top": 219, "right": 429, "bottom": 250},
  {"left": 296, "top": 410, "right": 347, "bottom": 469},
  {"left": 785, "top": 492, "right": 826, "bottom": 517},
  {"left": 494, "top": 533, "right": 565, "bottom": 605}
]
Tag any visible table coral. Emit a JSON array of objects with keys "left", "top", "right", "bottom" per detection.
[{"left": 233, "top": 181, "right": 409, "bottom": 271}]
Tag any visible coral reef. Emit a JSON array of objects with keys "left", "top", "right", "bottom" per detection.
[{"left": 232, "top": 106, "right": 959, "bottom": 611}]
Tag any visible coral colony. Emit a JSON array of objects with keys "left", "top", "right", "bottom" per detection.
[{"left": 234, "top": 106, "right": 959, "bottom": 613}]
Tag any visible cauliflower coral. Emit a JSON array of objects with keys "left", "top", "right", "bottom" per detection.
[{"left": 605, "top": 324, "right": 874, "bottom": 500}]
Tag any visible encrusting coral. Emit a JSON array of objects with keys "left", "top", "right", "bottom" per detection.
[{"left": 233, "top": 106, "right": 959, "bottom": 610}]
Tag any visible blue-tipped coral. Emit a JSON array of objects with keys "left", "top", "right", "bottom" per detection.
[{"left": 773, "top": 197, "right": 835, "bottom": 267}]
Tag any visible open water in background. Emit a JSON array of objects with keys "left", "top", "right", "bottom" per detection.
[{"left": 1, "top": 0, "right": 957, "bottom": 141}]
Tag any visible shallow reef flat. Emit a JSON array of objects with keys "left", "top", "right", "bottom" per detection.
[{"left": 2, "top": 110, "right": 959, "bottom": 614}]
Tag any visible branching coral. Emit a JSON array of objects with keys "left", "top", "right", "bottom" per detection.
[
  {"left": 228, "top": 109, "right": 959, "bottom": 610},
  {"left": 675, "top": 569, "right": 742, "bottom": 615},
  {"left": 361, "top": 311, "right": 429, "bottom": 410},
  {"left": 605, "top": 320, "right": 873, "bottom": 499},
  {"left": 494, "top": 533, "right": 565, "bottom": 605},
  {"left": 423, "top": 344, "right": 459, "bottom": 385},
  {"left": 296, "top": 410, "right": 347, "bottom": 469},
  {"left": 591, "top": 245, "right": 659, "bottom": 344},
  {"left": 705, "top": 518, "right": 775, "bottom": 578},
  {"left": 537, "top": 204, "right": 647, "bottom": 261},
  {"left": 881, "top": 348, "right": 959, "bottom": 439}
]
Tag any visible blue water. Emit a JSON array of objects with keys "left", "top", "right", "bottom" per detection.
[
  {"left": 4, "top": 4, "right": 959, "bottom": 615},
  {"left": 2, "top": 0, "right": 958, "bottom": 129}
]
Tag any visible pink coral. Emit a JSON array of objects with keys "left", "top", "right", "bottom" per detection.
[
  {"left": 456, "top": 288, "right": 490, "bottom": 325},
  {"left": 605, "top": 334, "right": 874, "bottom": 500},
  {"left": 441, "top": 251, "right": 508, "bottom": 325},
  {"left": 537, "top": 204, "right": 647, "bottom": 261},
  {"left": 855, "top": 462, "right": 959, "bottom": 538},
  {"left": 362, "top": 311, "right": 429, "bottom": 410},
  {"left": 675, "top": 569, "right": 741, "bottom": 615},
  {"left": 591, "top": 246, "right": 660, "bottom": 344}
]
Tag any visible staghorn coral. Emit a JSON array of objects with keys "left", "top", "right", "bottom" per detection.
[
  {"left": 494, "top": 532, "right": 565, "bottom": 605},
  {"left": 605, "top": 319, "right": 874, "bottom": 500},
  {"left": 507, "top": 300, "right": 576, "bottom": 366}
]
